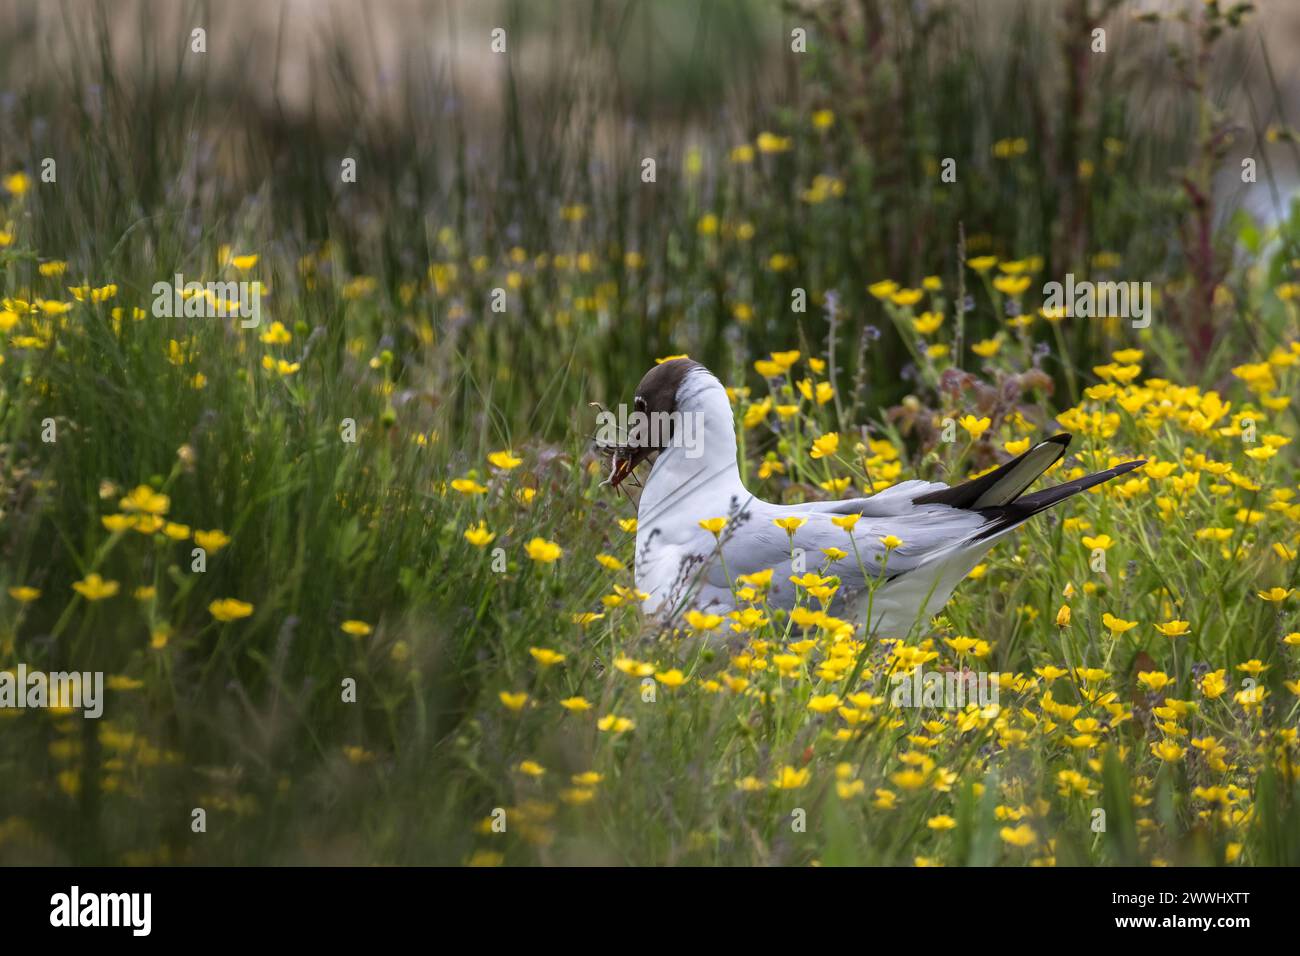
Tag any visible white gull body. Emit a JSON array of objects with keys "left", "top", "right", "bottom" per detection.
[{"left": 631, "top": 363, "right": 1140, "bottom": 639}]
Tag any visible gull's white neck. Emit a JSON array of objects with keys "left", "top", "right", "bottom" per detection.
[{"left": 637, "top": 369, "right": 746, "bottom": 526}]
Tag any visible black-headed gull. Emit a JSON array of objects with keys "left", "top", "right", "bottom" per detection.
[{"left": 606, "top": 358, "right": 1144, "bottom": 638}]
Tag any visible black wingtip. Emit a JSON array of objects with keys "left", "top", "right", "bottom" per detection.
[
  {"left": 969, "top": 457, "right": 1147, "bottom": 541},
  {"left": 911, "top": 432, "right": 1074, "bottom": 511}
]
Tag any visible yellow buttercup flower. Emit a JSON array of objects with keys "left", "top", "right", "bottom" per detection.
[
  {"left": 499, "top": 691, "right": 529, "bottom": 712},
  {"left": 743, "top": 399, "right": 772, "bottom": 428},
  {"left": 194, "top": 529, "right": 231, "bottom": 552},
  {"left": 810, "top": 432, "right": 839, "bottom": 459},
  {"left": 131, "top": 514, "right": 165, "bottom": 535},
  {"left": 1000, "top": 825, "right": 1037, "bottom": 847},
  {"left": 992, "top": 275, "right": 1031, "bottom": 297},
  {"left": 3, "top": 171, "right": 32, "bottom": 196},
  {"left": 119, "top": 485, "right": 170, "bottom": 515},
  {"left": 868, "top": 279, "right": 898, "bottom": 301},
  {"left": 1234, "top": 686, "right": 1268, "bottom": 712},
  {"left": 1137, "top": 671, "right": 1171, "bottom": 692},
  {"left": 957, "top": 415, "right": 991, "bottom": 440},
  {"left": 259, "top": 321, "right": 292, "bottom": 345},
  {"left": 808, "top": 694, "right": 842, "bottom": 714},
  {"left": 102, "top": 514, "right": 134, "bottom": 533},
  {"left": 686, "top": 610, "right": 724, "bottom": 631},
  {"left": 797, "top": 379, "right": 834, "bottom": 405},
  {"left": 770, "top": 350, "right": 800, "bottom": 371},
  {"left": 772, "top": 765, "right": 810, "bottom": 789},
  {"left": 524, "top": 537, "right": 562, "bottom": 563},
  {"left": 262, "top": 356, "right": 300, "bottom": 376},
  {"left": 72, "top": 573, "right": 119, "bottom": 602},
  {"left": 529, "top": 647, "right": 566, "bottom": 667},
  {"left": 1150, "top": 739, "right": 1186, "bottom": 762},
  {"left": 1200, "top": 670, "right": 1227, "bottom": 699},
  {"left": 912, "top": 311, "right": 944, "bottom": 335},
  {"left": 463, "top": 521, "right": 496, "bottom": 547},
  {"left": 208, "top": 598, "right": 254, "bottom": 621},
  {"left": 341, "top": 620, "right": 372, "bottom": 637},
  {"left": 1102, "top": 612, "right": 1137, "bottom": 636},
  {"left": 756, "top": 131, "right": 792, "bottom": 153}
]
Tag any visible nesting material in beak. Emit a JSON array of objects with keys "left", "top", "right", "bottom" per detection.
[
  {"left": 608, "top": 455, "right": 633, "bottom": 488},
  {"left": 608, "top": 447, "right": 650, "bottom": 488}
]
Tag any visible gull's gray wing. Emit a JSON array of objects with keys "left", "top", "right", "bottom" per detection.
[
  {"left": 687, "top": 435, "right": 1140, "bottom": 628},
  {"left": 705, "top": 493, "right": 988, "bottom": 612}
]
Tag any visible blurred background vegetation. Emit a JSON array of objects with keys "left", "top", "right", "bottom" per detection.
[{"left": 2, "top": 0, "right": 1297, "bottom": 438}]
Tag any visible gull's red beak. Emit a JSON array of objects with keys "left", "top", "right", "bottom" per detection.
[
  {"left": 609, "top": 446, "right": 651, "bottom": 489},
  {"left": 609, "top": 455, "right": 634, "bottom": 488}
]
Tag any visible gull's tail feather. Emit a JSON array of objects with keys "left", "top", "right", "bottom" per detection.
[
  {"left": 969, "top": 458, "right": 1146, "bottom": 542},
  {"left": 912, "top": 434, "right": 1072, "bottom": 510}
]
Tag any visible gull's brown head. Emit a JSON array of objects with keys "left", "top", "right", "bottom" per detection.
[{"left": 606, "top": 358, "right": 701, "bottom": 488}]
